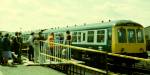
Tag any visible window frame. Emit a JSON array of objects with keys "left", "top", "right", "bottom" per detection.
[
  {"left": 96, "top": 29, "right": 106, "bottom": 43},
  {"left": 117, "top": 28, "right": 127, "bottom": 43},
  {"left": 127, "top": 29, "right": 136, "bottom": 43},
  {"left": 97, "top": 29, "right": 107, "bottom": 45},
  {"left": 136, "top": 29, "right": 144, "bottom": 43},
  {"left": 87, "top": 30, "right": 95, "bottom": 43}
]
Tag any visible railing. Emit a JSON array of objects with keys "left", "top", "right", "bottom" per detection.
[
  {"left": 22, "top": 40, "right": 150, "bottom": 75},
  {"left": 30, "top": 40, "right": 116, "bottom": 75}
]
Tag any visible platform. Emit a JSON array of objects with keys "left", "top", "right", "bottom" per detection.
[
  {"left": 0, "top": 56, "right": 66, "bottom": 75},
  {"left": 0, "top": 65, "right": 66, "bottom": 75}
]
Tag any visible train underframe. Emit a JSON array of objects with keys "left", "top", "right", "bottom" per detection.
[{"left": 72, "top": 50, "right": 148, "bottom": 68}]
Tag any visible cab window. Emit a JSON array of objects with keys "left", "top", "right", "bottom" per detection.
[
  {"left": 128, "top": 29, "right": 136, "bottom": 43},
  {"left": 87, "top": 31, "right": 94, "bottom": 42},
  {"left": 118, "top": 28, "right": 127, "bottom": 43},
  {"left": 136, "top": 29, "right": 144, "bottom": 43}
]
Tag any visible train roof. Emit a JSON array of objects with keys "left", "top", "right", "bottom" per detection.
[{"left": 43, "top": 20, "right": 143, "bottom": 33}]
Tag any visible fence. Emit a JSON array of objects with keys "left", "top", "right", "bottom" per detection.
[{"left": 22, "top": 39, "right": 150, "bottom": 75}]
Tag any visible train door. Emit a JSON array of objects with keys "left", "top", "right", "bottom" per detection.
[{"left": 112, "top": 27, "right": 128, "bottom": 53}]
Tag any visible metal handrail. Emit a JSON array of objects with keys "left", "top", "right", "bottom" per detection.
[{"left": 39, "top": 40, "right": 150, "bottom": 62}]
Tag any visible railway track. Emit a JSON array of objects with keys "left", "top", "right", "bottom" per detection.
[{"left": 84, "top": 61, "right": 150, "bottom": 75}]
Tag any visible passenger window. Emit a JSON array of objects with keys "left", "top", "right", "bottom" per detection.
[
  {"left": 136, "top": 29, "right": 144, "bottom": 43},
  {"left": 87, "top": 31, "right": 94, "bottom": 42},
  {"left": 128, "top": 29, "right": 136, "bottom": 43},
  {"left": 78, "top": 32, "right": 81, "bottom": 42},
  {"left": 118, "top": 28, "right": 127, "bottom": 43},
  {"left": 97, "top": 30, "right": 105, "bottom": 43},
  {"left": 72, "top": 32, "right": 77, "bottom": 42}
]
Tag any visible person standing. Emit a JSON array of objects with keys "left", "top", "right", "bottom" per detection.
[
  {"left": 66, "top": 31, "right": 72, "bottom": 45},
  {"left": 63, "top": 31, "right": 72, "bottom": 73},
  {"left": 2, "top": 33, "right": 12, "bottom": 65},
  {"left": 27, "top": 32, "right": 35, "bottom": 61},
  {"left": 62, "top": 31, "right": 72, "bottom": 60},
  {"left": 66, "top": 30, "right": 72, "bottom": 59},
  {"left": 0, "top": 32, "right": 3, "bottom": 64},
  {"left": 48, "top": 32, "right": 54, "bottom": 60},
  {"left": 17, "top": 32, "right": 22, "bottom": 64},
  {"left": 34, "top": 32, "right": 45, "bottom": 63},
  {"left": 12, "top": 32, "right": 23, "bottom": 64}
]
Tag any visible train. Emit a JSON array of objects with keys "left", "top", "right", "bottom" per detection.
[
  {"left": 43, "top": 20, "right": 147, "bottom": 56},
  {"left": 40, "top": 20, "right": 148, "bottom": 65},
  {"left": 21, "top": 20, "right": 148, "bottom": 65}
]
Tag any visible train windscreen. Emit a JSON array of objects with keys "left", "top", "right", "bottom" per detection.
[
  {"left": 128, "top": 29, "right": 136, "bottom": 43},
  {"left": 136, "top": 29, "right": 144, "bottom": 43},
  {"left": 118, "top": 28, "right": 144, "bottom": 43}
]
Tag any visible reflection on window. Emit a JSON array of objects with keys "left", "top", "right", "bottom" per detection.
[
  {"left": 128, "top": 29, "right": 136, "bottom": 43},
  {"left": 78, "top": 32, "right": 81, "bottom": 42},
  {"left": 118, "top": 28, "right": 127, "bottom": 43},
  {"left": 136, "top": 29, "right": 144, "bottom": 43},
  {"left": 72, "top": 32, "right": 77, "bottom": 42},
  {"left": 97, "top": 30, "right": 105, "bottom": 43},
  {"left": 87, "top": 31, "right": 94, "bottom": 42}
]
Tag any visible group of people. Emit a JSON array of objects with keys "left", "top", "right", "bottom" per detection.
[
  {"left": 0, "top": 32, "right": 22, "bottom": 65},
  {"left": 0, "top": 30, "right": 72, "bottom": 65},
  {"left": 47, "top": 30, "right": 72, "bottom": 60}
]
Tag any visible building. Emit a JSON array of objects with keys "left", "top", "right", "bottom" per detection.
[{"left": 144, "top": 26, "right": 150, "bottom": 51}]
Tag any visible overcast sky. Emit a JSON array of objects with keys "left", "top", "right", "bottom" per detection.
[{"left": 0, "top": 0, "right": 150, "bottom": 32}]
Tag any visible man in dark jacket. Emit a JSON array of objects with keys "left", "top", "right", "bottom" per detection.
[
  {"left": 2, "top": 33, "right": 12, "bottom": 65},
  {"left": 65, "top": 31, "right": 72, "bottom": 60},
  {"left": 13, "top": 32, "right": 22, "bottom": 64},
  {"left": 0, "top": 32, "right": 3, "bottom": 64}
]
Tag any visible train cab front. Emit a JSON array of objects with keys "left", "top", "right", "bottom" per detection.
[{"left": 112, "top": 25, "right": 148, "bottom": 59}]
